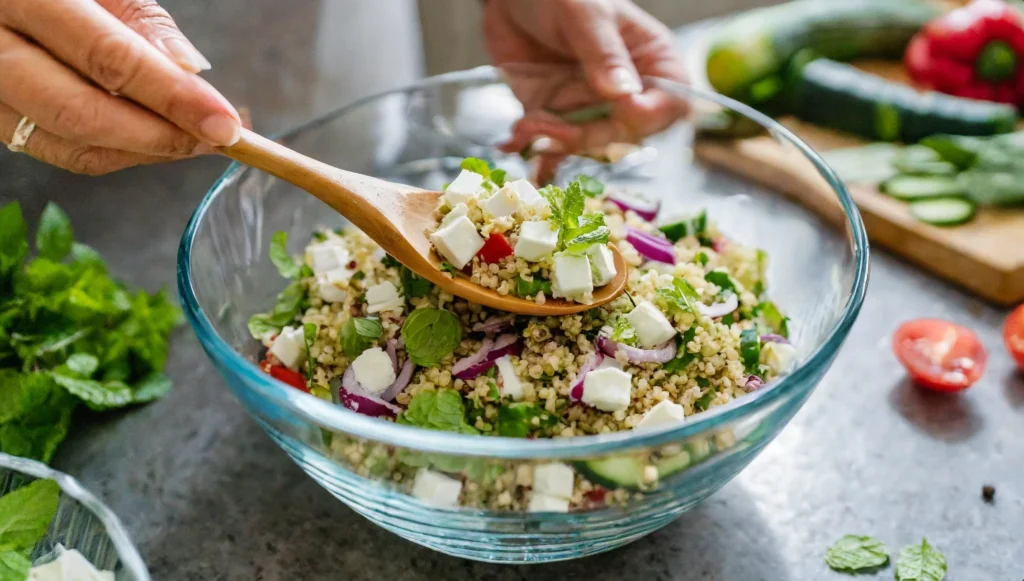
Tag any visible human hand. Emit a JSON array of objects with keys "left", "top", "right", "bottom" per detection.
[
  {"left": 483, "top": 0, "right": 689, "bottom": 183},
  {"left": 0, "top": 0, "right": 240, "bottom": 175}
]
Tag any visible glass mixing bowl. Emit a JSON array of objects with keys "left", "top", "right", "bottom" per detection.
[
  {"left": 0, "top": 453, "right": 151, "bottom": 580},
  {"left": 178, "top": 66, "right": 868, "bottom": 563}
]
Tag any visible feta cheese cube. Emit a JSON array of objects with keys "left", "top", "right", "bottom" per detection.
[
  {"left": 268, "top": 326, "right": 305, "bottom": 370},
  {"left": 316, "top": 267, "right": 351, "bottom": 303},
  {"left": 411, "top": 468, "right": 463, "bottom": 508},
  {"left": 514, "top": 221, "right": 559, "bottom": 261},
  {"left": 366, "top": 281, "right": 404, "bottom": 313},
  {"left": 581, "top": 367, "right": 633, "bottom": 412},
  {"left": 351, "top": 347, "right": 397, "bottom": 396},
  {"left": 533, "top": 463, "right": 575, "bottom": 499},
  {"left": 634, "top": 400, "right": 685, "bottom": 432},
  {"left": 494, "top": 355, "right": 524, "bottom": 401},
  {"left": 444, "top": 170, "right": 485, "bottom": 206},
  {"left": 624, "top": 301, "right": 677, "bottom": 348},
  {"left": 430, "top": 215, "right": 485, "bottom": 269},
  {"left": 510, "top": 179, "right": 548, "bottom": 209},
  {"left": 761, "top": 341, "right": 798, "bottom": 375},
  {"left": 483, "top": 184, "right": 520, "bottom": 218},
  {"left": 440, "top": 202, "right": 469, "bottom": 228},
  {"left": 528, "top": 492, "right": 570, "bottom": 513},
  {"left": 587, "top": 244, "right": 617, "bottom": 286},
  {"left": 551, "top": 253, "right": 594, "bottom": 299},
  {"left": 29, "top": 547, "right": 114, "bottom": 581},
  {"left": 307, "top": 243, "right": 350, "bottom": 275}
]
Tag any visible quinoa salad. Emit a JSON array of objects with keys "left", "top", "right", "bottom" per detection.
[{"left": 248, "top": 161, "right": 797, "bottom": 512}]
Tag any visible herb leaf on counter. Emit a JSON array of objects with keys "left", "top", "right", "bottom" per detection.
[
  {"left": 824, "top": 535, "right": 889, "bottom": 572},
  {"left": 894, "top": 538, "right": 946, "bottom": 581}
]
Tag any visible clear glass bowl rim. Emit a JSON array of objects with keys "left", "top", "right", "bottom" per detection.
[
  {"left": 0, "top": 453, "right": 152, "bottom": 580},
  {"left": 176, "top": 65, "right": 870, "bottom": 460}
]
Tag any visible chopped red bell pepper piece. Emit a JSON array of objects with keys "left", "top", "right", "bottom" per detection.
[
  {"left": 267, "top": 363, "right": 310, "bottom": 392},
  {"left": 904, "top": 0, "right": 1024, "bottom": 105},
  {"left": 477, "top": 233, "right": 514, "bottom": 263}
]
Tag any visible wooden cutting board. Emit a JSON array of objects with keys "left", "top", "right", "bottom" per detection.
[{"left": 689, "top": 54, "right": 1024, "bottom": 306}]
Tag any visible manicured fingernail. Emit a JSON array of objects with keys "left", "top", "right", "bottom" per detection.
[
  {"left": 609, "top": 67, "right": 642, "bottom": 95},
  {"left": 200, "top": 114, "right": 241, "bottom": 146},
  {"left": 532, "top": 136, "right": 565, "bottom": 154},
  {"left": 161, "top": 38, "right": 212, "bottom": 73}
]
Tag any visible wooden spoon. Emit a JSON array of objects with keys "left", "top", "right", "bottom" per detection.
[{"left": 219, "top": 129, "right": 628, "bottom": 316}]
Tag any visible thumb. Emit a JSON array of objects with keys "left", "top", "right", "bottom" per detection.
[
  {"left": 562, "top": 1, "right": 643, "bottom": 99},
  {"left": 97, "top": 0, "right": 212, "bottom": 73}
]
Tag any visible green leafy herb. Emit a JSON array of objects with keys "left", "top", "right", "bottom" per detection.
[
  {"left": 694, "top": 389, "right": 715, "bottom": 411},
  {"left": 755, "top": 301, "right": 789, "bottom": 338},
  {"left": 539, "top": 179, "right": 588, "bottom": 248},
  {"left": 704, "top": 269, "right": 739, "bottom": 295},
  {"left": 130, "top": 373, "right": 172, "bottom": 404},
  {"left": 50, "top": 374, "right": 132, "bottom": 411},
  {"left": 401, "top": 308, "right": 462, "bottom": 367},
  {"left": 657, "top": 277, "right": 700, "bottom": 314},
  {"left": 439, "top": 262, "right": 459, "bottom": 277},
  {"left": 496, "top": 402, "right": 557, "bottom": 437},
  {"left": 488, "top": 381, "right": 501, "bottom": 401},
  {"left": 64, "top": 353, "right": 98, "bottom": 377},
  {"left": 895, "top": 539, "right": 946, "bottom": 581},
  {"left": 575, "top": 174, "right": 605, "bottom": 197},
  {"left": 740, "top": 329, "right": 761, "bottom": 374},
  {"left": 695, "top": 251, "right": 709, "bottom": 266},
  {"left": 397, "top": 389, "right": 478, "bottom": 434},
  {"left": 247, "top": 280, "right": 306, "bottom": 339},
  {"left": 381, "top": 254, "right": 401, "bottom": 269},
  {"left": 664, "top": 327, "right": 698, "bottom": 374},
  {"left": 0, "top": 550, "right": 31, "bottom": 581},
  {"left": 0, "top": 478, "right": 59, "bottom": 552},
  {"left": 611, "top": 316, "right": 638, "bottom": 346},
  {"left": 269, "top": 231, "right": 301, "bottom": 279},
  {"left": 825, "top": 535, "right": 890, "bottom": 573},
  {"left": 400, "top": 266, "right": 432, "bottom": 299},
  {"left": 303, "top": 323, "right": 317, "bottom": 385},
  {"left": 563, "top": 213, "right": 610, "bottom": 254},
  {"left": 0, "top": 203, "right": 29, "bottom": 293},
  {"left": 490, "top": 169, "right": 507, "bottom": 187},
  {"left": 0, "top": 372, "right": 75, "bottom": 464},
  {"left": 35, "top": 203, "right": 73, "bottom": 262},
  {"left": 515, "top": 276, "right": 552, "bottom": 297},
  {"left": 460, "top": 157, "right": 492, "bottom": 179},
  {"left": 340, "top": 317, "right": 382, "bottom": 359},
  {"left": 752, "top": 249, "right": 769, "bottom": 296}
]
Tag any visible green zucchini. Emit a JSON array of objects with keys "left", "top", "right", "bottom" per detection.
[
  {"left": 706, "top": 0, "right": 941, "bottom": 102},
  {"left": 788, "top": 59, "right": 1018, "bottom": 142},
  {"left": 881, "top": 176, "right": 965, "bottom": 200},
  {"left": 909, "top": 197, "right": 977, "bottom": 226}
]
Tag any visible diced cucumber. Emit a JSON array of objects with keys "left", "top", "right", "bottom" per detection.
[
  {"left": 892, "top": 145, "right": 957, "bottom": 176},
  {"left": 909, "top": 197, "right": 977, "bottom": 226},
  {"left": 881, "top": 176, "right": 964, "bottom": 201},
  {"left": 654, "top": 450, "right": 691, "bottom": 477},
  {"left": 658, "top": 209, "right": 707, "bottom": 242},
  {"left": 685, "top": 438, "right": 714, "bottom": 465},
  {"left": 576, "top": 454, "right": 648, "bottom": 489}
]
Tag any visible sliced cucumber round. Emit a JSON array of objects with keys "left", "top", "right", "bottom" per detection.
[
  {"left": 654, "top": 450, "right": 692, "bottom": 477},
  {"left": 909, "top": 197, "right": 977, "bottom": 226},
  {"left": 881, "top": 175, "right": 964, "bottom": 200},
  {"left": 576, "top": 454, "right": 647, "bottom": 490}
]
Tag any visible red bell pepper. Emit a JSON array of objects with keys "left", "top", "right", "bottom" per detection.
[
  {"left": 905, "top": 0, "right": 1024, "bottom": 105},
  {"left": 260, "top": 356, "right": 310, "bottom": 392},
  {"left": 477, "top": 233, "right": 514, "bottom": 262}
]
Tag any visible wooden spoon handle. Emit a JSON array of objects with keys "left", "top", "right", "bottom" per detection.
[{"left": 219, "top": 128, "right": 344, "bottom": 200}]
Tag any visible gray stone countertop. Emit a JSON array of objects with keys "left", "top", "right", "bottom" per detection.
[{"left": 1, "top": 1, "right": 1022, "bottom": 579}]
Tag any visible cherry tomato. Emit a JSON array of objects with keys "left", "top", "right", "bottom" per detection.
[
  {"left": 893, "top": 319, "right": 987, "bottom": 392},
  {"left": 1003, "top": 304, "right": 1024, "bottom": 369},
  {"left": 268, "top": 364, "right": 309, "bottom": 393},
  {"left": 477, "top": 233, "right": 514, "bottom": 263}
]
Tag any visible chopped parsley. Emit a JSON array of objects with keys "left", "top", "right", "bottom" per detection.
[
  {"left": 739, "top": 328, "right": 761, "bottom": 375},
  {"left": 496, "top": 402, "right": 558, "bottom": 437}
]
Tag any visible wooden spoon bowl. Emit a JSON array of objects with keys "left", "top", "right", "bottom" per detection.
[{"left": 220, "top": 129, "right": 628, "bottom": 315}]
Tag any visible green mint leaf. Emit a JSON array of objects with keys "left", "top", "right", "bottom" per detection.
[
  {"left": 247, "top": 280, "right": 306, "bottom": 339},
  {"left": 439, "top": 262, "right": 459, "bottom": 277},
  {"left": 694, "top": 389, "right": 715, "bottom": 411},
  {"left": 340, "top": 317, "right": 382, "bottom": 359},
  {"left": 657, "top": 277, "right": 700, "bottom": 314},
  {"left": 64, "top": 353, "right": 99, "bottom": 377},
  {"left": 564, "top": 227, "right": 610, "bottom": 255},
  {"left": 397, "top": 389, "right": 478, "bottom": 434},
  {"left": 400, "top": 266, "right": 432, "bottom": 299},
  {"left": 0, "top": 550, "right": 31, "bottom": 581},
  {"left": 381, "top": 254, "right": 401, "bottom": 269},
  {"left": 35, "top": 203, "right": 73, "bottom": 262},
  {"left": 460, "top": 157, "right": 492, "bottom": 181},
  {"left": 490, "top": 169, "right": 507, "bottom": 187},
  {"left": 0, "top": 202, "right": 29, "bottom": 289},
  {"left": 664, "top": 327, "right": 698, "bottom": 374},
  {"left": 0, "top": 372, "right": 76, "bottom": 463},
  {"left": 515, "top": 275, "right": 552, "bottom": 298},
  {"left": 401, "top": 308, "right": 462, "bottom": 367},
  {"left": 68, "top": 242, "right": 105, "bottom": 271},
  {"left": 303, "top": 322, "right": 317, "bottom": 384},
  {"left": 695, "top": 251, "right": 709, "bottom": 266},
  {"left": 131, "top": 373, "right": 172, "bottom": 404},
  {"left": 496, "top": 402, "right": 556, "bottom": 437},
  {"left": 740, "top": 328, "right": 761, "bottom": 374},
  {"left": 895, "top": 539, "right": 946, "bottom": 581},
  {"left": 269, "top": 231, "right": 300, "bottom": 279},
  {"left": 755, "top": 301, "right": 789, "bottom": 338},
  {"left": 575, "top": 174, "right": 604, "bottom": 197},
  {"left": 611, "top": 316, "right": 638, "bottom": 346},
  {"left": 0, "top": 479, "right": 59, "bottom": 552},
  {"left": 52, "top": 373, "right": 133, "bottom": 411},
  {"left": 825, "top": 535, "right": 890, "bottom": 573},
  {"left": 704, "top": 269, "right": 739, "bottom": 295}
]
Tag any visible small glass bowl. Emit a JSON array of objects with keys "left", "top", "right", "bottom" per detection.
[
  {"left": 0, "top": 453, "right": 150, "bottom": 580},
  {"left": 178, "top": 66, "right": 869, "bottom": 563}
]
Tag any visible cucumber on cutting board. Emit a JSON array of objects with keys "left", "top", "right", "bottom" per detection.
[
  {"left": 706, "top": 0, "right": 941, "bottom": 103},
  {"left": 881, "top": 175, "right": 964, "bottom": 200},
  {"left": 788, "top": 59, "right": 1018, "bottom": 142},
  {"left": 909, "top": 198, "right": 977, "bottom": 226}
]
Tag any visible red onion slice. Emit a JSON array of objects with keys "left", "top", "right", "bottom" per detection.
[
  {"left": 386, "top": 340, "right": 398, "bottom": 373},
  {"left": 570, "top": 351, "right": 604, "bottom": 401},
  {"left": 472, "top": 315, "right": 515, "bottom": 334},
  {"left": 760, "top": 334, "right": 789, "bottom": 345},
  {"left": 453, "top": 334, "right": 523, "bottom": 380},
  {"left": 597, "top": 335, "right": 677, "bottom": 364},
  {"left": 743, "top": 375, "right": 764, "bottom": 392},
  {"left": 339, "top": 367, "right": 402, "bottom": 417},
  {"left": 626, "top": 228, "right": 676, "bottom": 264},
  {"left": 608, "top": 193, "right": 661, "bottom": 221},
  {"left": 712, "top": 237, "right": 729, "bottom": 253},
  {"left": 697, "top": 293, "right": 739, "bottom": 319},
  {"left": 380, "top": 358, "right": 415, "bottom": 402},
  {"left": 450, "top": 338, "right": 494, "bottom": 377}
]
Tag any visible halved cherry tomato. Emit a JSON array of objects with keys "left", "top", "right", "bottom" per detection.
[
  {"left": 893, "top": 319, "right": 987, "bottom": 392},
  {"left": 477, "top": 233, "right": 514, "bottom": 263},
  {"left": 1003, "top": 304, "right": 1024, "bottom": 369},
  {"left": 268, "top": 364, "right": 310, "bottom": 393}
]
